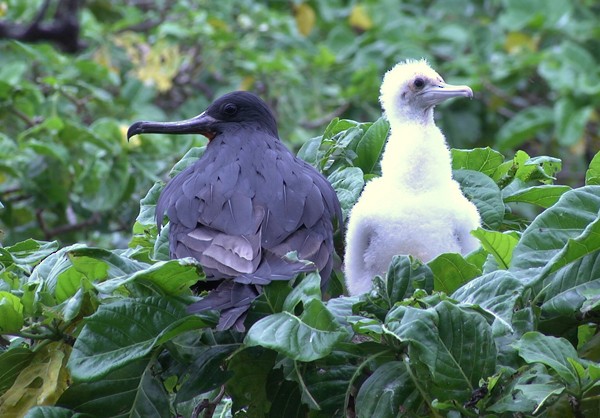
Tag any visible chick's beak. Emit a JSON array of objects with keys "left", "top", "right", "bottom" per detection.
[
  {"left": 127, "top": 112, "right": 219, "bottom": 141},
  {"left": 420, "top": 82, "right": 473, "bottom": 107}
]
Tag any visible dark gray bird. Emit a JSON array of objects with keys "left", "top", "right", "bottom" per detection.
[{"left": 128, "top": 91, "right": 341, "bottom": 330}]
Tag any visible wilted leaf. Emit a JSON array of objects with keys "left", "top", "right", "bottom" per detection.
[
  {"left": 0, "top": 343, "right": 70, "bottom": 417},
  {"left": 294, "top": 3, "right": 315, "bottom": 36}
]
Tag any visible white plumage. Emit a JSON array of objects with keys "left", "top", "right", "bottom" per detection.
[{"left": 344, "top": 59, "right": 481, "bottom": 296}]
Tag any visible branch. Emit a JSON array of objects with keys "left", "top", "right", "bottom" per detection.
[
  {"left": 300, "top": 102, "right": 351, "bottom": 129},
  {"left": 0, "top": 0, "right": 83, "bottom": 53}
]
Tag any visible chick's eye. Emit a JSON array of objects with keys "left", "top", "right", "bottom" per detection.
[
  {"left": 414, "top": 78, "right": 425, "bottom": 89},
  {"left": 223, "top": 103, "right": 238, "bottom": 115}
]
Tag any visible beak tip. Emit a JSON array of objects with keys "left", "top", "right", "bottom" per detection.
[{"left": 127, "top": 122, "right": 144, "bottom": 141}]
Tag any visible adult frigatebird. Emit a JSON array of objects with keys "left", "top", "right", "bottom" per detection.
[
  {"left": 344, "top": 59, "right": 481, "bottom": 296},
  {"left": 128, "top": 91, "right": 341, "bottom": 330}
]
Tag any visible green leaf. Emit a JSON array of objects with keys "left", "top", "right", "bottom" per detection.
[
  {"left": 585, "top": 151, "right": 600, "bottom": 186},
  {"left": 59, "top": 357, "right": 169, "bottom": 418},
  {"left": 169, "top": 146, "right": 206, "bottom": 177},
  {"left": 0, "top": 347, "right": 35, "bottom": 396},
  {"left": 381, "top": 255, "right": 433, "bottom": 307},
  {"left": 282, "top": 271, "right": 321, "bottom": 313},
  {"left": 429, "top": 253, "right": 481, "bottom": 294},
  {"left": 355, "top": 361, "right": 420, "bottom": 418},
  {"left": 496, "top": 106, "right": 553, "bottom": 151},
  {"left": 554, "top": 98, "right": 593, "bottom": 147},
  {"left": 327, "top": 167, "right": 364, "bottom": 221},
  {"left": 385, "top": 301, "right": 496, "bottom": 402},
  {"left": 227, "top": 347, "right": 277, "bottom": 416},
  {"left": 136, "top": 182, "right": 163, "bottom": 227},
  {"left": 24, "top": 406, "right": 90, "bottom": 418},
  {"left": 510, "top": 186, "right": 600, "bottom": 288},
  {"left": 0, "top": 292, "right": 24, "bottom": 333},
  {"left": 67, "top": 297, "right": 217, "bottom": 381},
  {"left": 0, "top": 239, "right": 58, "bottom": 268},
  {"left": 94, "top": 258, "right": 203, "bottom": 296},
  {"left": 452, "top": 270, "right": 524, "bottom": 328},
  {"left": 353, "top": 117, "right": 389, "bottom": 175},
  {"left": 175, "top": 344, "right": 238, "bottom": 403},
  {"left": 503, "top": 184, "right": 572, "bottom": 208},
  {"left": 453, "top": 169, "right": 504, "bottom": 229},
  {"left": 451, "top": 147, "right": 505, "bottom": 176},
  {"left": 472, "top": 228, "right": 519, "bottom": 269},
  {"left": 513, "top": 332, "right": 578, "bottom": 384},
  {"left": 542, "top": 279, "right": 600, "bottom": 319},
  {"left": 245, "top": 299, "right": 348, "bottom": 362}
]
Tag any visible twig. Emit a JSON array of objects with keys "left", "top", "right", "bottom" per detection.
[{"left": 301, "top": 102, "right": 351, "bottom": 129}]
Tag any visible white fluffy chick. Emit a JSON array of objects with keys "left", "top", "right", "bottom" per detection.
[{"left": 344, "top": 59, "right": 481, "bottom": 296}]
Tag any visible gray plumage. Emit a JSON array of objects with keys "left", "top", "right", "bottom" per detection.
[{"left": 129, "top": 91, "right": 341, "bottom": 330}]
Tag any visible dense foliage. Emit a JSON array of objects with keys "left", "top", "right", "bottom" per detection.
[{"left": 1, "top": 1, "right": 600, "bottom": 417}]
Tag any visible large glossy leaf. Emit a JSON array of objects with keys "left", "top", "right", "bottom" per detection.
[
  {"left": 541, "top": 279, "right": 600, "bottom": 320},
  {"left": 451, "top": 147, "right": 505, "bottom": 177},
  {"left": 471, "top": 228, "right": 519, "bottom": 269},
  {"left": 379, "top": 255, "right": 433, "bottom": 307},
  {"left": 429, "top": 253, "right": 481, "bottom": 294},
  {"left": 94, "top": 258, "right": 202, "bottom": 295},
  {"left": 353, "top": 116, "right": 389, "bottom": 175},
  {"left": 0, "top": 239, "right": 58, "bottom": 268},
  {"left": 510, "top": 186, "right": 600, "bottom": 291},
  {"left": 327, "top": 167, "right": 364, "bottom": 221},
  {"left": 513, "top": 332, "right": 578, "bottom": 384},
  {"left": 355, "top": 361, "right": 420, "bottom": 418},
  {"left": 245, "top": 299, "right": 348, "bottom": 362},
  {"left": 385, "top": 301, "right": 496, "bottom": 402},
  {"left": 227, "top": 347, "right": 277, "bottom": 417},
  {"left": 59, "top": 357, "right": 169, "bottom": 418},
  {"left": 24, "top": 406, "right": 90, "bottom": 418},
  {"left": 503, "top": 185, "right": 572, "bottom": 208},
  {"left": 175, "top": 344, "right": 238, "bottom": 403},
  {"left": 0, "top": 291, "right": 24, "bottom": 333},
  {"left": 585, "top": 151, "right": 600, "bottom": 185},
  {"left": 68, "top": 296, "right": 217, "bottom": 381},
  {"left": 453, "top": 169, "right": 504, "bottom": 229},
  {"left": 452, "top": 270, "right": 524, "bottom": 328}
]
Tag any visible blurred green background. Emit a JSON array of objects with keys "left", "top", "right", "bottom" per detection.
[{"left": 0, "top": 0, "right": 598, "bottom": 246}]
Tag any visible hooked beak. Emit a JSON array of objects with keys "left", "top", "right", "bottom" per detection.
[
  {"left": 127, "top": 112, "right": 219, "bottom": 141},
  {"left": 420, "top": 82, "right": 473, "bottom": 107}
]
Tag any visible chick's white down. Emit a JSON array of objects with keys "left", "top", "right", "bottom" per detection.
[{"left": 345, "top": 59, "right": 481, "bottom": 296}]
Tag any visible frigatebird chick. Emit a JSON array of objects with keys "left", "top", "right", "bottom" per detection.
[
  {"left": 344, "top": 59, "right": 481, "bottom": 296},
  {"left": 128, "top": 91, "right": 341, "bottom": 330}
]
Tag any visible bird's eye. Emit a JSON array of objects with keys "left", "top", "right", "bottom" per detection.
[
  {"left": 414, "top": 78, "right": 425, "bottom": 89},
  {"left": 223, "top": 103, "right": 238, "bottom": 116}
]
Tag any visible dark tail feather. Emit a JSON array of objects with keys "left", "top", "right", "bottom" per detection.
[{"left": 187, "top": 281, "right": 259, "bottom": 331}]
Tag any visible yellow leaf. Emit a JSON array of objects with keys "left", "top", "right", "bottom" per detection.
[
  {"left": 239, "top": 75, "right": 255, "bottom": 91},
  {"left": 0, "top": 3, "right": 7, "bottom": 18},
  {"left": 504, "top": 32, "right": 538, "bottom": 54},
  {"left": 349, "top": 4, "right": 373, "bottom": 31},
  {"left": 294, "top": 3, "right": 316, "bottom": 37},
  {"left": 0, "top": 342, "right": 71, "bottom": 416}
]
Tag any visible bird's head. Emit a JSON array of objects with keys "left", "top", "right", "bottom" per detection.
[
  {"left": 380, "top": 59, "right": 473, "bottom": 125},
  {"left": 127, "top": 91, "right": 279, "bottom": 141}
]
